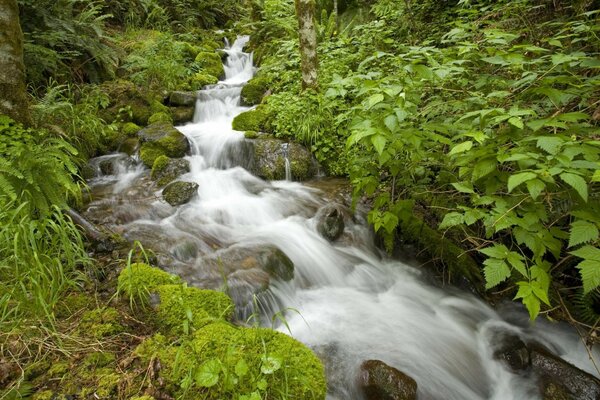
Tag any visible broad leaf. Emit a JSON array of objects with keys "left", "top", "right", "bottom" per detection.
[
  {"left": 536, "top": 137, "right": 563, "bottom": 155},
  {"left": 578, "top": 260, "right": 600, "bottom": 293},
  {"left": 439, "top": 212, "right": 464, "bottom": 229},
  {"left": 560, "top": 173, "right": 588, "bottom": 202},
  {"left": 526, "top": 179, "right": 545, "bottom": 200},
  {"left": 484, "top": 258, "right": 511, "bottom": 289},
  {"left": 371, "top": 135, "right": 387, "bottom": 156},
  {"left": 480, "top": 244, "right": 509, "bottom": 259},
  {"left": 196, "top": 359, "right": 221, "bottom": 388},
  {"left": 449, "top": 141, "right": 473, "bottom": 156},
  {"left": 507, "top": 172, "right": 537, "bottom": 192},
  {"left": 571, "top": 245, "right": 600, "bottom": 262},
  {"left": 569, "top": 220, "right": 599, "bottom": 248},
  {"left": 451, "top": 182, "right": 475, "bottom": 194}
]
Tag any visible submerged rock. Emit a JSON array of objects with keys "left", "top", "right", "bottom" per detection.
[
  {"left": 492, "top": 331, "right": 530, "bottom": 371},
  {"left": 316, "top": 204, "right": 345, "bottom": 241},
  {"left": 138, "top": 122, "right": 190, "bottom": 168},
  {"left": 358, "top": 360, "right": 418, "bottom": 400},
  {"left": 162, "top": 181, "right": 198, "bottom": 206},
  {"left": 248, "top": 137, "right": 317, "bottom": 181}
]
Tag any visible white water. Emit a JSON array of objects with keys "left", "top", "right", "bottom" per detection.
[{"left": 87, "top": 37, "right": 599, "bottom": 399}]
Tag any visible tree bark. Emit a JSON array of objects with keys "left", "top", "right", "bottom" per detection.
[
  {"left": 295, "top": 0, "right": 318, "bottom": 90},
  {"left": 0, "top": 0, "right": 30, "bottom": 125}
]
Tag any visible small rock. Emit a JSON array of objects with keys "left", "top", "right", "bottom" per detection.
[
  {"left": 316, "top": 204, "right": 345, "bottom": 241},
  {"left": 491, "top": 331, "right": 530, "bottom": 371},
  {"left": 358, "top": 360, "right": 418, "bottom": 400},
  {"left": 170, "top": 106, "right": 195, "bottom": 124},
  {"left": 168, "top": 91, "right": 197, "bottom": 107},
  {"left": 162, "top": 181, "right": 198, "bottom": 206},
  {"left": 151, "top": 156, "right": 191, "bottom": 186}
]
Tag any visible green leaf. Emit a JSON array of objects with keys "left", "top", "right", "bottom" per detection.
[
  {"left": 571, "top": 245, "right": 600, "bottom": 262},
  {"left": 482, "top": 56, "right": 508, "bottom": 65},
  {"left": 551, "top": 53, "right": 580, "bottom": 65},
  {"left": 514, "top": 281, "right": 541, "bottom": 320},
  {"left": 439, "top": 212, "right": 464, "bottom": 229},
  {"left": 578, "top": 260, "right": 600, "bottom": 293},
  {"left": 507, "top": 172, "right": 537, "bottom": 192},
  {"left": 560, "top": 173, "right": 588, "bottom": 202},
  {"left": 235, "top": 359, "right": 249, "bottom": 378},
  {"left": 371, "top": 135, "right": 387, "bottom": 156},
  {"left": 569, "top": 220, "right": 599, "bottom": 248},
  {"left": 531, "top": 266, "right": 551, "bottom": 305},
  {"left": 526, "top": 179, "right": 545, "bottom": 200},
  {"left": 472, "top": 158, "right": 497, "bottom": 181},
  {"left": 196, "top": 359, "right": 221, "bottom": 387},
  {"left": 483, "top": 258, "right": 511, "bottom": 289},
  {"left": 480, "top": 244, "right": 509, "bottom": 259},
  {"left": 507, "top": 251, "right": 528, "bottom": 278},
  {"left": 536, "top": 137, "right": 563, "bottom": 155},
  {"left": 592, "top": 170, "right": 600, "bottom": 182},
  {"left": 508, "top": 117, "right": 524, "bottom": 129},
  {"left": 365, "top": 93, "right": 384, "bottom": 109},
  {"left": 449, "top": 141, "right": 473, "bottom": 156},
  {"left": 260, "top": 356, "right": 282, "bottom": 375},
  {"left": 451, "top": 182, "right": 474, "bottom": 194}
]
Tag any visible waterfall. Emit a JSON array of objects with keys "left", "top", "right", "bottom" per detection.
[{"left": 85, "top": 36, "right": 599, "bottom": 400}]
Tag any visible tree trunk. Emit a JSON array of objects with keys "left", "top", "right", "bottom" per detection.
[
  {"left": 0, "top": 0, "right": 30, "bottom": 125},
  {"left": 295, "top": 0, "right": 318, "bottom": 90}
]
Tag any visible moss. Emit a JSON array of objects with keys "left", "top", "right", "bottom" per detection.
[
  {"left": 194, "top": 52, "right": 224, "bottom": 79},
  {"left": 79, "top": 307, "right": 124, "bottom": 339},
  {"left": 151, "top": 155, "right": 170, "bottom": 178},
  {"left": 198, "top": 39, "right": 221, "bottom": 52},
  {"left": 150, "top": 100, "right": 169, "bottom": 115},
  {"left": 96, "top": 372, "right": 121, "bottom": 398},
  {"left": 55, "top": 292, "right": 92, "bottom": 319},
  {"left": 48, "top": 361, "right": 69, "bottom": 378},
  {"left": 241, "top": 77, "right": 270, "bottom": 105},
  {"left": 189, "top": 72, "right": 219, "bottom": 90},
  {"left": 129, "top": 396, "right": 155, "bottom": 400},
  {"left": 148, "top": 112, "right": 173, "bottom": 124},
  {"left": 183, "top": 43, "right": 202, "bottom": 59},
  {"left": 120, "top": 137, "right": 140, "bottom": 155},
  {"left": 32, "top": 390, "right": 54, "bottom": 400},
  {"left": 139, "top": 143, "right": 165, "bottom": 168},
  {"left": 244, "top": 131, "right": 258, "bottom": 139},
  {"left": 151, "top": 156, "right": 190, "bottom": 186},
  {"left": 232, "top": 106, "right": 270, "bottom": 132},
  {"left": 118, "top": 263, "right": 182, "bottom": 304},
  {"left": 121, "top": 122, "right": 141, "bottom": 137},
  {"left": 83, "top": 352, "right": 116, "bottom": 369}
]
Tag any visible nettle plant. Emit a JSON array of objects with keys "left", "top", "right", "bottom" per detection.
[{"left": 345, "top": 9, "right": 600, "bottom": 318}]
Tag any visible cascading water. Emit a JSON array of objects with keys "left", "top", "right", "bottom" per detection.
[{"left": 85, "top": 37, "right": 599, "bottom": 399}]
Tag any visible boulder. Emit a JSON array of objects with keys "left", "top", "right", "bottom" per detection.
[
  {"left": 170, "top": 106, "right": 195, "bottom": 124},
  {"left": 98, "top": 79, "right": 164, "bottom": 126},
  {"left": 162, "top": 181, "right": 198, "bottom": 206},
  {"left": 491, "top": 331, "right": 530, "bottom": 371},
  {"left": 241, "top": 76, "right": 270, "bottom": 106},
  {"left": 358, "top": 360, "right": 417, "bottom": 400},
  {"left": 249, "top": 138, "right": 317, "bottom": 181},
  {"left": 138, "top": 122, "right": 190, "bottom": 168},
  {"left": 168, "top": 91, "right": 197, "bottom": 107},
  {"left": 151, "top": 156, "right": 191, "bottom": 186},
  {"left": 316, "top": 204, "right": 345, "bottom": 241}
]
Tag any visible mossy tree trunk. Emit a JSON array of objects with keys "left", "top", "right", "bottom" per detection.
[
  {"left": 294, "top": 0, "right": 318, "bottom": 90},
  {"left": 0, "top": 0, "right": 30, "bottom": 125}
]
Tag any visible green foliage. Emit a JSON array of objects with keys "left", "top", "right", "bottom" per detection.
[
  {"left": 194, "top": 51, "right": 225, "bottom": 79},
  {"left": 118, "top": 262, "right": 182, "bottom": 305},
  {"left": 241, "top": 76, "right": 270, "bottom": 105}
]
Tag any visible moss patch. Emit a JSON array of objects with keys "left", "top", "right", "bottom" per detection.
[
  {"left": 194, "top": 52, "right": 224, "bottom": 79},
  {"left": 232, "top": 106, "right": 270, "bottom": 132},
  {"left": 241, "top": 76, "right": 270, "bottom": 106},
  {"left": 121, "top": 122, "right": 141, "bottom": 137},
  {"left": 148, "top": 111, "right": 173, "bottom": 124},
  {"left": 138, "top": 122, "right": 190, "bottom": 167},
  {"left": 190, "top": 72, "right": 219, "bottom": 90},
  {"left": 118, "top": 262, "right": 182, "bottom": 304},
  {"left": 79, "top": 307, "right": 124, "bottom": 339}
]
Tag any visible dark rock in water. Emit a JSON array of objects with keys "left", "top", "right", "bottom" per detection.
[
  {"left": 491, "top": 331, "right": 530, "bottom": 371},
  {"left": 248, "top": 137, "right": 317, "bottom": 181},
  {"left": 316, "top": 204, "right": 345, "bottom": 242},
  {"left": 138, "top": 122, "right": 190, "bottom": 168},
  {"left": 530, "top": 344, "right": 600, "bottom": 400},
  {"left": 358, "top": 360, "right": 417, "bottom": 400},
  {"left": 162, "top": 181, "right": 198, "bottom": 206},
  {"left": 170, "top": 106, "right": 195, "bottom": 124},
  {"left": 168, "top": 91, "right": 197, "bottom": 107},
  {"left": 151, "top": 156, "right": 191, "bottom": 186},
  {"left": 119, "top": 137, "right": 140, "bottom": 156}
]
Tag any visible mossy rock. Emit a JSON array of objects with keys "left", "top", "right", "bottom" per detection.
[
  {"left": 150, "top": 99, "right": 169, "bottom": 115},
  {"left": 118, "top": 263, "right": 182, "bottom": 304},
  {"left": 98, "top": 80, "right": 154, "bottom": 126},
  {"left": 119, "top": 137, "right": 140, "bottom": 156},
  {"left": 244, "top": 131, "right": 258, "bottom": 139},
  {"left": 151, "top": 156, "right": 191, "bottom": 186},
  {"left": 162, "top": 181, "right": 199, "bottom": 206},
  {"left": 79, "top": 307, "right": 124, "bottom": 339},
  {"left": 194, "top": 52, "right": 224, "bottom": 80},
  {"left": 190, "top": 72, "right": 219, "bottom": 90},
  {"left": 135, "top": 323, "right": 326, "bottom": 399},
  {"left": 169, "top": 91, "right": 197, "bottom": 107},
  {"left": 241, "top": 76, "right": 270, "bottom": 106},
  {"left": 138, "top": 122, "right": 190, "bottom": 168},
  {"left": 250, "top": 138, "right": 316, "bottom": 181},
  {"left": 148, "top": 112, "right": 173, "bottom": 124},
  {"left": 153, "top": 284, "right": 234, "bottom": 334},
  {"left": 232, "top": 106, "right": 270, "bottom": 132},
  {"left": 170, "top": 106, "right": 195, "bottom": 124},
  {"left": 121, "top": 122, "right": 141, "bottom": 137},
  {"left": 183, "top": 42, "right": 202, "bottom": 59}
]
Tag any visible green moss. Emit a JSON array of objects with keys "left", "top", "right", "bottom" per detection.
[
  {"left": 232, "top": 106, "right": 270, "bottom": 132},
  {"left": 79, "top": 307, "right": 124, "bottom": 339},
  {"left": 189, "top": 72, "right": 219, "bottom": 90},
  {"left": 120, "top": 137, "right": 140, "bottom": 155},
  {"left": 194, "top": 52, "right": 224, "bottom": 79},
  {"left": 151, "top": 155, "right": 170, "bottom": 178},
  {"left": 244, "top": 131, "right": 258, "bottom": 139},
  {"left": 121, "top": 122, "right": 141, "bottom": 137},
  {"left": 199, "top": 39, "right": 221, "bottom": 52},
  {"left": 183, "top": 43, "right": 202, "bottom": 59},
  {"left": 32, "top": 390, "right": 54, "bottom": 400},
  {"left": 118, "top": 263, "right": 182, "bottom": 304},
  {"left": 96, "top": 372, "right": 121, "bottom": 398},
  {"left": 148, "top": 112, "right": 173, "bottom": 124},
  {"left": 83, "top": 352, "right": 116, "bottom": 369},
  {"left": 241, "top": 77, "right": 270, "bottom": 105},
  {"left": 150, "top": 100, "right": 170, "bottom": 115},
  {"left": 129, "top": 396, "right": 156, "bottom": 400},
  {"left": 139, "top": 143, "right": 164, "bottom": 168},
  {"left": 48, "top": 361, "right": 69, "bottom": 378},
  {"left": 55, "top": 292, "right": 92, "bottom": 319}
]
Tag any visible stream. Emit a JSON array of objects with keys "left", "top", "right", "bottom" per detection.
[{"left": 84, "top": 36, "right": 599, "bottom": 400}]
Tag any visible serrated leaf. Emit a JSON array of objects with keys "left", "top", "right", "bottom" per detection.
[
  {"left": 480, "top": 244, "right": 509, "bottom": 259},
  {"left": 449, "top": 141, "right": 473, "bottom": 156},
  {"left": 592, "top": 170, "right": 600, "bottom": 182},
  {"left": 508, "top": 117, "right": 524, "bottom": 129},
  {"left": 560, "top": 172, "right": 588, "bottom": 202},
  {"left": 507, "top": 172, "right": 537, "bottom": 192},
  {"left": 472, "top": 158, "right": 497, "bottom": 181},
  {"left": 482, "top": 56, "right": 508, "bottom": 65},
  {"left": 514, "top": 281, "right": 541, "bottom": 320},
  {"left": 439, "top": 212, "right": 464, "bottom": 229},
  {"left": 577, "top": 260, "right": 600, "bottom": 293},
  {"left": 526, "top": 179, "right": 545, "bottom": 200},
  {"left": 570, "top": 245, "right": 600, "bottom": 261},
  {"left": 569, "top": 220, "right": 599, "bottom": 248},
  {"left": 365, "top": 93, "right": 384, "bottom": 109},
  {"left": 451, "top": 182, "right": 474, "bottom": 194},
  {"left": 484, "top": 258, "right": 511, "bottom": 289},
  {"left": 196, "top": 359, "right": 221, "bottom": 387},
  {"left": 371, "top": 135, "right": 387, "bottom": 156},
  {"left": 531, "top": 266, "right": 551, "bottom": 305},
  {"left": 536, "top": 136, "right": 563, "bottom": 155},
  {"left": 507, "top": 251, "right": 528, "bottom": 278}
]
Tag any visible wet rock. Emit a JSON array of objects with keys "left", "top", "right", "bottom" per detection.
[
  {"left": 162, "top": 181, "right": 198, "bottom": 206},
  {"left": 170, "top": 106, "right": 195, "bottom": 124},
  {"left": 168, "top": 91, "right": 197, "bottom": 107},
  {"left": 316, "top": 204, "right": 345, "bottom": 242},
  {"left": 119, "top": 137, "right": 140, "bottom": 156},
  {"left": 358, "top": 360, "right": 417, "bottom": 400},
  {"left": 138, "top": 122, "right": 190, "bottom": 168},
  {"left": 491, "top": 331, "right": 530, "bottom": 371},
  {"left": 531, "top": 344, "right": 600, "bottom": 400},
  {"left": 249, "top": 138, "right": 317, "bottom": 181},
  {"left": 151, "top": 156, "right": 191, "bottom": 186}
]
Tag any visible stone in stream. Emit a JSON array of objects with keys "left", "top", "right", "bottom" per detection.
[
  {"left": 168, "top": 91, "right": 197, "bottom": 107},
  {"left": 316, "top": 204, "right": 345, "bottom": 242},
  {"left": 162, "top": 181, "right": 198, "bottom": 206},
  {"left": 170, "top": 106, "right": 195, "bottom": 124},
  {"left": 137, "top": 122, "right": 191, "bottom": 168},
  {"left": 358, "top": 360, "right": 418, "bottom": 400},
  {"left": 151, "top": 156, "right": 191, "bottom": 186},
  {"left": 247, "top": 137, "right": 317, "bottom": 181}
]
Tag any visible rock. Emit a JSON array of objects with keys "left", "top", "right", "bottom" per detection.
[
  {"left": 138, "top": 122, "right": 190, "bottom": 167},
  {"left": 151, "top": 156, "right": 191, "bottom": 186},
  {"left": 119, "top": 137, "right": 140, "bottom": 155},
  {"left": 162, "top": 181, "right": 198, "bottom": 206},
  {"left": 189, "top": 72, "right": 218, "bottom": 90},
  {"left": 98, "top": 79, "right": 164, "bottom": 126},
  {"left": 358, "top": 360, "right": 418, "bottom": 400},
  {"left": 241, "top": 76, "right": 270, "bottom": 106},
  {"left": 249, "top": 137, "right": 317, "bottom": 181},
  {"left": 316, "top": 204, "right": 345, "bottom": 241},
  {"left": 170, "top": 106, "right": 195, "bottom": 124},
  {"left": 530, "top": 344, "right": 600, "bottom": 400},
  {"left": 168, "top": 91, "right": 197, "bottom": 107},
  {"left": 232, "top": 105, "right": 270, "bottom": 132},
  {"left": 94, "top": 154, "right": 136, "bottom": 176},
  {"left": 491, "top": 331, "right": 530, "bottom": 371},
  {"left": 194, "top": 51, "right": 224, "bottom": 79}
]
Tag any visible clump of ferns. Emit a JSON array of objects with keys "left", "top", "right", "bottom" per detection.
[{"left": 572, "top": 288, "right": 600, "bottom": 327}]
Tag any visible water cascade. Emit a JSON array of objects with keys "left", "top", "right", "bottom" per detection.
[{"left": 84, "top": 37, "right": 599, "bottom": 400}]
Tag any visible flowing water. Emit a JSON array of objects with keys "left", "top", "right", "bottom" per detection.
[{"left": 85, "top": 37, "right": 599, "bottom": 399}]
